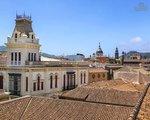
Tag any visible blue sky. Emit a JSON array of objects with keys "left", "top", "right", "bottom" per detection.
[{"left": 0, "top": 0, "right": 150, "bottom": 57}]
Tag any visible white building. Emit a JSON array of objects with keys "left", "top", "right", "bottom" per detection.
[
  {"left": 65, "top": 53, "right": 85, "bottom": 61},
  {"left": 0, "top": 14, "right": 89, "bottom": 96}
]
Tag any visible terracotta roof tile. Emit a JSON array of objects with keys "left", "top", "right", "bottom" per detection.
[
  {"left": 0, "top": 97, "right": 31, "bottom": 120},
  {"left": 137, "top": 86, "right": 150, "bottom": 120},
  {"left": 61, "top": 87, "right": 142, "bottom": 107},
  {"left": 0, "top": 96, "right": 134, "bottom": 120}
]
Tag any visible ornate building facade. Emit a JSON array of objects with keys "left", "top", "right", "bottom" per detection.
[
  {"left": 91, "top": 43, "right": 109, "bottom": 64},
  {"left": 0, "top": 14, "right": 108, "bottom": 96}
]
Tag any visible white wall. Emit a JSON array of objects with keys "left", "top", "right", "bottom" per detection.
[{"left": 21, "top": 67, "right": 89, "bottom": 96}]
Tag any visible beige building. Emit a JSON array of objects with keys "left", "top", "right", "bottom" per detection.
[
  {"left": 0, "top": 14, "right": 108, "bottom": 96},
  {"left": 88, "top": 68, "right": 108, "bottom": 83}
]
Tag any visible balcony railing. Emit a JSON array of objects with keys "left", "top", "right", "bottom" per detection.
[{"left": 25, "top": 61, "right": 91, "bottom": 67}]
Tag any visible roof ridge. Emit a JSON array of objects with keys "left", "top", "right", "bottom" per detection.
[
  {"left": 128, "top": 83, "right": 150, "bottom": 119},
  {"left": 19, "top": 97, "right": 33, "bottom": 120},
  {"left": 0, "top": 95, "right": 31, "bottom": 105}
]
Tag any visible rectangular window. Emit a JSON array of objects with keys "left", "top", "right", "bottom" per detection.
[
  {"left": 33, "top": 82, "right": 36, "bottom": 91},
  {"left": 84, "top": 73, "right": 86, "bottom": 83},
  {"left": 26, "top": 77, "right": 28, "bottom": 91},
  {"left": 15, "top": 52, "right": 17, "bottom": 61},
  {"left": 81, "top": 73, "right": 83, "bottom": 84},
  {"left": 34, "top": 53, "right": 36, "bottom": 61},
  {"left": 67, "top": 75, "right": 69, "bottom": 89},
  {"left": 37, "top": 78, "right": 40, "bottom": 90},
  {"left": 74, "top": 74, "right": 76, "bottom": 86},
  {"left": 28, "top": 53, "right": 30, "bottom": 61},
  {"left": 50, "top": 76, "right": 53, "bottom": 89},
  {"left": 11, "top": 52, "right": 14, "bottom": 61},
  {"left": 63, "top": 75, "right": 66, "bottom": 90},
  {"left": 31, "top": 53, "right": 33, "bottom": 61},
  {"left": 55, "top": 76, "right": 58, "bottom": 88},
  {"left": 18, "top": 52, "right": 21, "bottom": 61},
  {"left": 41, "top": 82, "right": 43, "bottom": 90}
]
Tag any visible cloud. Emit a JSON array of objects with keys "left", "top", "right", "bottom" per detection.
[
  {"left": 118, "top": 37, "right": 143, "bottom": 52},
  {"left": 131, "top": 37, "right": 142, "bottom": 44}
]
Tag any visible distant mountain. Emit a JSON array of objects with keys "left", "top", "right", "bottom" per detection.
[
  {"left": 0, "top": 46, "right": 6, "bottom": 52},
  {"left": 40, "top": 52, "right": 57, "bottom": 58}
]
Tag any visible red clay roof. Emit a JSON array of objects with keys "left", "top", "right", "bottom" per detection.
[
  {"left": 61, "top": 87, "right": 142, "bottom": 107},
  {"left": 0, "top": 96, "right": 133, "bottom": 120}
]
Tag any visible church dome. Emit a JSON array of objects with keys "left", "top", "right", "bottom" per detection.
[{"left": 96, "top": 42, "right": 103, "bottom": 56}]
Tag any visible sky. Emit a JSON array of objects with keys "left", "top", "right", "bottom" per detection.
[{"left": 0, "top": 0, "right": 150, "bottom": 57}]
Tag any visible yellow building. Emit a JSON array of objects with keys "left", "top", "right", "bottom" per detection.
[{"left": 88, "top": 68, "right": 108, "bottom": 83}]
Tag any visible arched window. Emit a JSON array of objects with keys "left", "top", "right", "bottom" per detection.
[
  {"left": 18, "top": 52, "right": 21, "bottom": 62},
  {"left": 37, "top": 76, "right": 40, "bottom": 90},
  {"left": 84, "top": 72, "right": 86, "bottom": 83},
  {"left": 26, "top": 77, "right": 28, "bottom": 91},
  {"left": 63, "top": 75, "right": 66, "bottom": 90},
  {"left": 32, "top": 35, "right": 34, "bottom": 39},
  {"left": 15, "top": 33, "right": 17, "bottom": 38},
  {"left": 55, "top": 74, "right": 58, "bottom": 88},
  {"left": 0, "top": 75, "right": 3, "bottom": 89},
  {"left": 11, "top": 52, "right": 14, "bottom": 62},
  {"left": 41, "top": 82, "right": 43, "bottom": 90},
  {"left": 15, "top": 52, "right": 17, "bottom": 61},
  {"left": 31, "top": 53, "right": 34, "bottom": 61},
  {"left": 50, "top": 74, "right": 53, "bottom": 89},
  {"left": 34, "top": 53, "right": 36, "bottom": 61},
  {"left": 28, "top": 53, "right": 30, "bottom": 61},
  {"left": 81, "top": 73, "right": 83, "bottom": 84},
  {"left": 33, "top": 82, "right": 36, "bottom": 91}
]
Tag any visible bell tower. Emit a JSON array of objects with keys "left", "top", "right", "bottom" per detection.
[
  {"left": 115, "top": 47, "right": 119, "bottom": 59},
  {"left": 96, "top": 42, "right": 103, "bottom": 57},
  {"left": 6, "top": 14, "right": 41, "bottom": 66}
]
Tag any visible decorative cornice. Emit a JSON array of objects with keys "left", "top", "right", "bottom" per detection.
[{"left": 6, "top": 43, "right": 40, "bottom": 49}]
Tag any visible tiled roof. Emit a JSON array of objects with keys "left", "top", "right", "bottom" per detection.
[
  {"left": 116, "top": 66, "right": 136, "bottom": 72},
  {"left": 0, "top": 96, "right": 133, "bottom": 120},
  {"left": 83, "top": 80, "right": 145, "bottom": 92},
  {"left": 0, "top": 80, "right": 148, "bottom": 120},
  {"left": 61, "top": 87, "right": 142, "bottom": 107},
  {"left": 60, "top": 80, "right": 145, "bottom": 107},
  {"left": 137, "top": 85, "right": 150, "bottom": 120},
  {"left": 139, "top": 72, "right": 150, "bottom": 84},
  {"left": 115, "top": 70, "right": 150, "bottom": 85},
  {"left": 0, "top": 97, "right": 31, "bottom": 120}
]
